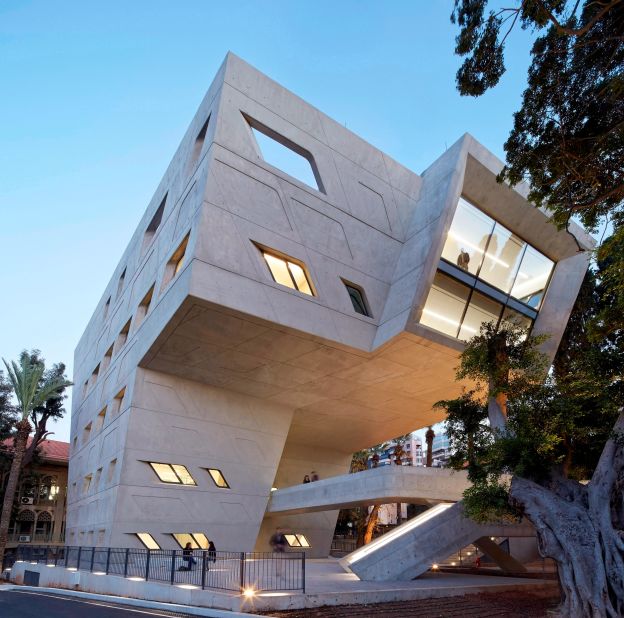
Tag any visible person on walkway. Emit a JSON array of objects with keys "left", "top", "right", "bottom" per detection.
[
  {"left": 180, "top": 542, "right": 196, "bottom": 571},
  {"left": 310, "top": 471, "right": 319, "bottom": 482},
  {"left": 269, "top": 527, "right": 287, "bottom": 577},
  {"left": 208, "top": 540, "right": 217, "bottom": 564},
  {"left": 303, "top": 474, "right": 311, "bottom": 483}
]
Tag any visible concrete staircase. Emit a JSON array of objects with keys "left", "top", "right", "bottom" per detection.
[{"left": 340, "top": 502, "right": 533, "bottom": 581}]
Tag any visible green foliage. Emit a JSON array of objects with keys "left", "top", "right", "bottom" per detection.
[
  {"left": 435, "top": 391, "right": 491, "bottom": 481},
  {"left": 3, "top": 350, "right": 72, "bottom": 422},
  {"left": 456, "top": 321, "right": 548, "bottom": 396},
  {"left": 462, "top": 478, "right": 521, "bottom": 524},
  {"left": 451, "top": 0, "right": 624, "bottom": 231}
]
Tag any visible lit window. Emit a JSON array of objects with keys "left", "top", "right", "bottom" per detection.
[
  {"left": 207, "top": 468, "right": 230, "bottom": 489},
  {"left": 343, "top": 282, "right": 370, "bottom": 317},
  {"left": 142, "top": 195, "right": 167, "bottom": 252},
  {"left": 172, "top": 533, "right": 209, "bottom": 549},
  {"left": 261, "top": 251, "right": 313, "bottom": 295},
  {"left": 440, "top": 197, "right": 555, "bottom": 309},
  {"left": 148, "top": 462, "right": 197, "bottom": 486},
  {"left": 134, "top": 284, "right": 155, "bottom": 330},
  {"left": 458, "top": 291, "right": 502, "bottom": 341},
  {"left": 510, "top": 246, "right": 554, "bottom": 309},
  {"left": 162, "top": 234, "right": 190, "bottom": 289},
  {"left": 137, "top": 533, "right": 160, "bottom": 550},
  {"left": 441, "top": 198, "right": 494, "bottom": 276},
  {"left": 284, "top": 534, "right": 311, "bottom": 548},
  {"left": 501, "top": 307, "right": 533, "bottom": 334},
  {"left": 420, "top": 273, "right": 470, "bottom": 338},
  {"left": 89, "top": 364, "right": 100, "bottom": 389},
  {"left": 245, "top": 115, "right": 323, "bottom": 193}
]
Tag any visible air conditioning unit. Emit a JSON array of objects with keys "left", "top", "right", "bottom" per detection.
[
  {"left": 18, "top": 535, "right": 31, "bottom": 543},
  {"left": 20, "top": 497, "right": 34, "bottom": 505}
]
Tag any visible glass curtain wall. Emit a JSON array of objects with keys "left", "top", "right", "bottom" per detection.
[{"left": 440, "top": 197, "right": 554, "bottom": 309}]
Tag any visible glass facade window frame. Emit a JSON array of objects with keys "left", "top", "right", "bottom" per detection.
[
  {"left": 440, "top": 196, "right": 555, "bottom": 310},
  {"left": 342, "top": 281, "right": 371, "bottom": 317},
  {"left": 148, "top": 462, "right": 197, "bottom": 486},
  {"left": 260, "top": 249, "right": 315, "bottom": 296},
  {"left": 206, "top": 468, "right": 230, "bottom": 489},
  {"left": 172, "top": 532, "right": 209, "bottom": 549},
  {"left": 419, "top": 270, "right": 535, "bottom": 342},
  {"left": 137, "top": 532, "right": 160, "bottom": 550},
  {"left": 284, "top": 533, "right": 311, "bottom": 548}
]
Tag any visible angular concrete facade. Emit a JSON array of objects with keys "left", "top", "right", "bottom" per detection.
[{"left": 67, "top": 53, "right": 591, "bottom": 559}]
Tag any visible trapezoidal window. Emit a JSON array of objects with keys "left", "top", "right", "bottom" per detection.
[
  {"left": 284, "top": 533, "right": 311, "bottom": 548},
  {"left": 260, "top": 248, "right": 314, "bottom": 296},
  {"left": 162, "top": 234, "right": 190, "bottom": 290},
  {"left": 134, "top": 283, "right": 155, "bottom": 330},
  {"left": 116, "top": 268, "right": 126, "bottom": 300},
  {"left": 142, "top": 194, "right": 167, "bottom": 253},
  {"left": 188, "top": 117, "right": 209, "bottom": 174},
  {"left": 342, "top": 280, "right": 371, "bottom": 317},
  {"left": 172, "top": 532, "right": 209, "bottom": 549},
  {"left": 148, "top": 462, "right": 197, "bottom": 486},
  {"left": 136, "top": 532, "right": 160, "bottom": 550},
  {"left": 206, "top": 468, "right": 230, "bottom": 489},
  {"left": 244, "top": 114, "right": 324, "bottom": 193}
]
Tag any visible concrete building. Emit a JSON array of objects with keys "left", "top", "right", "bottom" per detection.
[
  {"left": 367, "top": 436, "right": 423, "bottom": 468},
  {"left": 67, "top": 53, "right": 591, "bottom": 560},
  {"left": 430, "top": 433, "right": 451, "bottom": 468},
  {"left": 2, "top": 439, "right": 68, "bottom": 547}
]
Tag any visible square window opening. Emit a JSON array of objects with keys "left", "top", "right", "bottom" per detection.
[{"left": 244, "top": 114, "right": 324, "bottom": 193}]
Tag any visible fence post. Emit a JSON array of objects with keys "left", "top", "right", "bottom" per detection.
[
  {"left": 123, "top": 547, "right": 129, "bottom": 577},
  {"left": 54, "top": 546, "right": 59, "bottom": 566},
  {"left": 77, "top": 546, "right": 82, "bottom": 570},
  {"left": 105, "top": 547, "right": 111, "bottom": 574},
  {"left": 45, "top": 546, "right": 50, "bottom": 565},
  {"left": 201, "top": 551, "right": 206, "bottom": 590},
  {"left": 239, "top": 552, "right": 246, "bottom": 592},
  {"left": 145, "top": 549, "right": 151, "bottom": 581},
  {"left": 170, "top": 550, "right": 176, "bottom": 585},
  {"left": 302, "top": 552, "right": 306, "bottom": 593},
  {"left": 90, "top": 546, "right": 96, "bottom": 571}
]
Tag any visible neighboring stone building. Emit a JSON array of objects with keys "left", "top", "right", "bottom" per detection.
[
  {"left": 368, "top": 436, "right": 423, "bottom": 468},
  {"left": 1, "top": 439, "right": 68, "bottom": 548},
  {"left": 67, "top": 53, "right": 591, "bottom": 559}
]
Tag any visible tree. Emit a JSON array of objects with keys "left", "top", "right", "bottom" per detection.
[
  {"left": 0, "top": 351, "right": 71, "bottom": 566},
  {"left": 437, "top": 313, "right": 622, "bottom": 616},
  {"left": 425, "top": 426, "right": 435, "bottom": 467},
  {"left": 451, "top": 0, "right": 623, "bottom": 234}
]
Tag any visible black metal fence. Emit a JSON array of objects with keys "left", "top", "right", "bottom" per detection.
[{"left": 3, "top": 545, "right": 305, "bottom": 593}]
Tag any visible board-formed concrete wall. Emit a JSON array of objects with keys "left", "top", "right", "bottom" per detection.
[{"left": 68, "top": 52, "right": 591, "bottom": 558}]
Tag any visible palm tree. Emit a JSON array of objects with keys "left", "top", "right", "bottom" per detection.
[{"left": 0, "top": 352, "right": 72, "bottom": 565}]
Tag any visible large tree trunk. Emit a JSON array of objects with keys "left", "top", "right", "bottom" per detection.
[
  {"left": 487, "top": 382, "right": 507, "bottom": 431},
  {"left": 364, "top": 505, "right": 380, "bottom": 545},
  {"left": 509, "top": 412, "right": 624, "bottom": 617},
  {"left": 0, "top": 418, "right": 31, "bottom": 566}
]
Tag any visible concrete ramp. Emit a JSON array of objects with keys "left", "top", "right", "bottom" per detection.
[
  {"left": 268, "top": 466, "right": 470, "bottom": 514},
  {"left": 340, "top": 502, "right": 534, "bottom": 581}
]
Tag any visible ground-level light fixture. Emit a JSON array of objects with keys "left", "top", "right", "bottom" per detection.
[
  {"left": 127, "top": 576, "right": 144, "bottom": 581},
  {"left": 176, "top": 584, "right": 199, "bottom": 590},
  {"left": 243, "top": 587, "right": 256, "bottom": 598},
  {"left": 431, "top": 563, "right": 439, "bottom": 570}
]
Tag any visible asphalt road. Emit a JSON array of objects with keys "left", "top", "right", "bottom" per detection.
[{"left": 0, "top": 589, "right": 199, "bottom": 617}]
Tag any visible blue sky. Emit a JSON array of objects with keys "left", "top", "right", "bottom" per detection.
[{"left": 0, "top": 1, "right": 534, "bottom": 442}]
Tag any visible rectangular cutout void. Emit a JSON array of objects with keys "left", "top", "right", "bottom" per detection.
[{"left": 244, "top": 114, "right": 324, "bottom": 193}]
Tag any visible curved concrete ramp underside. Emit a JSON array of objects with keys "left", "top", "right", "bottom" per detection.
[
  {"left": 267, "top": 466, "right": 471, "bottom": 514},
  {"left": 340, "top": 501, "right": 534, "bottom": 581}
]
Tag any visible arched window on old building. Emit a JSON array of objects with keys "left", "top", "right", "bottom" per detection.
[{"left": 35, "top": 510, "right": 53, "bottom": 540}]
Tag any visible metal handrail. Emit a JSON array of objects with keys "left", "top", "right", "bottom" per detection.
[{"left": 3, "top": 544, "right": 305, "bottom": 593}]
